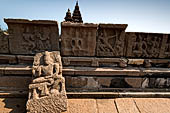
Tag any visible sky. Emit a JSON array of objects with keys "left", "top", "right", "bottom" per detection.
[{"left": 0, "top": 0, "right": 170, "bottom": 33}]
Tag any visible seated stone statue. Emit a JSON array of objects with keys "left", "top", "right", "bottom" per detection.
[{"left": 27, "top": 51, "right": 67, "bottom": 113}]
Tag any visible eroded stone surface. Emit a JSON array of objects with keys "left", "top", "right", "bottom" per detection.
[
  {"left": 63, "top": 99, "right": 97, "bottom": 113},
  {"left": 61, "top": 22, "right": 97, "bottom": 56},
  {"left": 26, "top": 51, "right": 67, "bottom": 113},
  {"left": 126, "top": 32, "right": 170, "bottom": 58},
  {"left": 97, "top": 24, "right": 127, "bottom": 57},
  {"left": 4, "top": 19, "right": 59, "bottom": 54},
  {"left": 0, "top": 32, "right": 9, "bottom": 54}
]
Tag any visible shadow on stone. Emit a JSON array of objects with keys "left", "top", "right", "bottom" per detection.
[{"left": 2, "top": 98, "right": 27, "bottom": 113}]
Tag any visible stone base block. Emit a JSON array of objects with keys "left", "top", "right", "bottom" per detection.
[{"left": 27, "top": 94, "right": 67, "bottom": 113}]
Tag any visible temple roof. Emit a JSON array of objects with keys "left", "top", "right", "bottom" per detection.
[
  {"left": 72, "top": 1, "right": 83, "bottom": 23},
  {"left": 64, "top": 8, "right": 73, "bottom": 22}
]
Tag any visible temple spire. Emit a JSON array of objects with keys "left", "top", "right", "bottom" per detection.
[
  {"left": 64, "top": 8, "right": 73, "bottom": 22},
  {"left": 72, "top": 1, "right": 83, "bottom": 23}
]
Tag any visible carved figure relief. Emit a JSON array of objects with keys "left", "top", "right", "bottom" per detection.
[
  {"left": 22, "top": 26, "right": 52, "bottom": 53},
  {"left": 4, "top": 19, "right": 59, "bottom": 54},
  {"left": 27, "top": 51, "right": 67, "bottom": 113},
  {"left": 97, "top": 24, "right": 127, "bottom": 57},
  {"left": 97, "top": 30, "right": 125, "bottom": 57},
  {"left": 126, "top": 33, "right": 163, "bottom": 58},
  {"left": 61, "top": 22, "right": 97, "bottom": 56}
]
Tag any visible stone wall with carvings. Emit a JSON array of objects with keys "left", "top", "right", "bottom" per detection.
[{"left": 0, "top": 19, "right": 170, "bottom": 59}]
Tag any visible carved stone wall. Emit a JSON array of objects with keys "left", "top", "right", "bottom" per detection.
[
  {"left": 0, "top": 32, "right": 9, "bottom": 53},
  {"left": 4, "top": 19, "right": 59, "bottom": 54},
  {"left": 97, "top": 24, "right": 128, "bottom": 57},
  {"left": 126, "top": 32, "right": 170, "bottom": 58},
  {"left": 26, "top": 51, "right": 67, "bottom": 113},
  {"left": 61, "top": 22, "right": 98, "bottom": 56}
]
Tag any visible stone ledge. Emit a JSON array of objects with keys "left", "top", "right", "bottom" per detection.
[
  {"left": 62, "top": 57, "right": 170, "bottom": 67},
  {"left": 1, "top": 91, "right": 170, "bottom": 98},
  {"left": 63, "top": 67, "right": 170, "bottom": 76},
  {"left": 99, "top": 24, "right": 128, "bottom": 29},
  {"left": 0, "top": 65, "right": 170, "bottom": 76},
  {"left": 4, "top": 18, "right": 58, "bottom": 25},
  {"left": 61, "top": 22, "right": 98, "bottom": 27}
]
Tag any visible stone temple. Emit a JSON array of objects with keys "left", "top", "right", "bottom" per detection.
[{"left": 0, "top": 1, "right": 170, "bottom": 113}]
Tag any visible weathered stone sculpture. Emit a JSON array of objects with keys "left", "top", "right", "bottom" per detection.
[
  {"left": 61, "top": 22, "right": 97, "bottom": 56},
  {"left": 4, "top": 19, "right": 59, "bottom": 54},
  {"left": 126, "top": 32, "right": 170, "bottom": 58},
  {"left": 26, "top": 51, "right": 67, "bottom": 113},
  {"left": 97, "top": 24, "right": 128, "bottom": 57}
]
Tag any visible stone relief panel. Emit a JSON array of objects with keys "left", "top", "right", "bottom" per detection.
[
  {"left": 4, "top": 19, "right": 59, "bottom": 54},
  {"left": 126, "top": 32, "right": 170, "bottom": 58},
  {"left": 0, "top": 32, "right": 9, "bottom": 53},
  {"left": 159, "top": 34, "right": 170, "bottom": 58},
  {"left": 26, "top": 51, "right": 67, "bottom": 113},
  {"left": 97, "top": 24, "right": 128, "bottom": 57},
  {"left": 61, "top": 22, "right": 98, "bottom": 56}
]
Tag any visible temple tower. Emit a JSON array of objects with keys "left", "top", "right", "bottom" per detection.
[
  {"left": 64, "top": 9, "right": 73, "bottom": 22},
  {"left": 72, "top": 1, "right": 83, "bottom": 23}
]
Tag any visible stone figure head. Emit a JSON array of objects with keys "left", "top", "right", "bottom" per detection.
[{"left": 44, "top": 51, "right": 53, "bottom": 65}]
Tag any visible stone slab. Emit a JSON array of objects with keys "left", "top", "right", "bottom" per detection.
[
  {"left": 96, "top": 99, "right": 118, "bottom": 113},
  {"left": 134, "top": 98, "right": 170, "bottom": 113},
  {"left": 4, "top": 18, "right": 59, "bottom": 54},
  {"left": 61, "top": 22, "right": 98, "bottom": 56},
  {"left": 63, "top": 99, "right": 97, "bottom": 113},
  {"left": 115, "top": 98, "right": 140, "bottom": 113}
]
